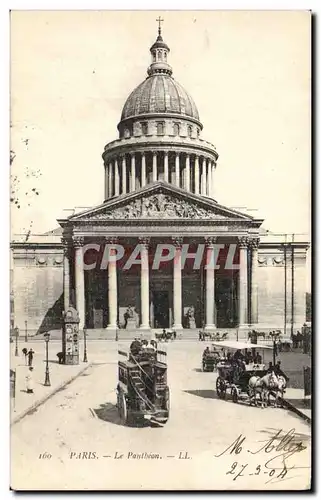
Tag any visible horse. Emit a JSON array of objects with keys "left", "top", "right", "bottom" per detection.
[
  {"left": 248, "top": 371, "right": 279, "bottom": 408},
  {"left": 268, "top": 375, "right": 287, "bottom": 407}
]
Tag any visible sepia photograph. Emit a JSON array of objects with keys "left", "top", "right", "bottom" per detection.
[{"left": 10, "top": 10, "right": 311, "bottom": 491}]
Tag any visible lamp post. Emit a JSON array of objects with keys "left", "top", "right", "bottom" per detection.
[
  {"left": 270, "top": 331, "right": 278, "bottom": 366},
  {"left": 83, "top": 327, "right": 88, "bottom": 363},
  {"left": 24, "top": 320, "right": 28, "bottom": 342},
  {"left": 14, "top": 327, "right": 19, "bottom": 357},
  {"left": 44, "top": 332, "right": 51, "bottom": 386}
]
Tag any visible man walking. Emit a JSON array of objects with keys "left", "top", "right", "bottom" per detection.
[{"left": 27, "top": 348, "right": 35, "bottom": 367}]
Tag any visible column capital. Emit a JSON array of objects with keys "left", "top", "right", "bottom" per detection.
[
  {"left": 238, "top": 236, "right": 249, "bottom": 249},
  {"left": 249, "top": 237, "right": 260, "bottom": 250},
  {"left": 172, "top": 236, "right": 184, "bottom": 248},
  {"left": 138, "top": 236, "right": 151, "bottom": 248},
  {"left": 72, "top": 236, "right": 84, "bottom": 248},
  {"left": 104, "top": 236, "right": 119, "bottom": 245},
  {"left": 204, "top": 236, "right": 218, "bottom": 247}
]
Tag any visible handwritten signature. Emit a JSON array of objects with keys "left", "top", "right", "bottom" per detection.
[{"left": 214, "top": 428, "right": 310, "bottom": 484}]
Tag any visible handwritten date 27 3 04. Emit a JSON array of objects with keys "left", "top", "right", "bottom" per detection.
[{"left": 226, "top": 461, "right": 288, "bottom": 482}]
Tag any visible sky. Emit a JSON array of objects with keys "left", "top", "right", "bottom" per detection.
[{"left": 10, "top": 10, "right": 311, "bottom": 238}]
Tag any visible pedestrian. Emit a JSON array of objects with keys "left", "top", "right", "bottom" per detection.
[
  {"left": 56, "top": 352, "right": 64, "bottom": 364},
  {"left": 22, "top": 347, "right": 28, "bottom": 365},
  {"left": 27, "top": 348, "right": 34, "bottom": 367},
  {"left": 25, "top": 367, "right": 34, "bottom": 394}
]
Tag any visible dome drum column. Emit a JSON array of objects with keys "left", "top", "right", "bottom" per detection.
[
  {"left": 121, "top": 156, "right": 126, "bottom": 194},
  {"left": 201, "top": 157, "right": 206, "bottom": 195},
  {"left": 164, "top": 151, "right": 169, "bottom": 182},
  {"left": 207, "top": 158, "right": 212, "bottom": 197},
  {"left": 175, "top": 153, "right": 180, "bottom": 187},
  {"left": 152, "top": 152, "right": 157, "bottom": 182},
  {"left": 108, "top": 161, "right": 113, "bottom": 198},
  {"left": 104, "top": 164, "right": 109, "bottom": 200},
  {"left": 185, "top": 154, "right": 190, "bottom": 192},
  {"left": 211, "top": 161, "right": 216, "bottom": 199},
  {"left": 115, "top": 159, "right": 120, "bottom": 196},
  {"left": 141, "top": 152, "right": 146, "bottom": 187},
  {"left": 130, "top": 153, "right": 136, "bottom": 192},
  {"left": 195, "top": 155, "right": 200, "bottom": 195}
]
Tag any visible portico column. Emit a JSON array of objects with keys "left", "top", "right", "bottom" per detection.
[
  {"left": 185, "top": 154, "right": 190, "bottom": 191},
  {"left": 152, "top": 152, "right": 157, "bottom": 182},
  {"left": 108, "top": 161, "right": 113, "bottom": 197},
  {"left": 194, "top": 156, "right": 200, "bottom": 195},
  {"left": 250, "top": 238, "right": 259, "bottom": 325},
  {"left": 238, "top": 237, "right": 249, "bottom": 329},
  {"left": 172, "top": 237, "right": 183, "bottom": 330},
  {"left": 164, "top": 151, "right": 169, "bottom": 182},
  {"left": 207, "top": 159, "right": 211, "bottom": 197},
  {"left": 211, "top": 161, "right": 215, "bottom": 198},
  {"left": 73, "top": 237, "right": 85, "bottom": 328},
  {"left": 141, "top": 153, "right": 146, "bottom": 188},
  {"left": 139, "top": 237, "right": 150, "bottom": 330},
  {"left": 201, "top": 158, "right": 206, "bottom": 195},
  {"left": 62, "top": 238, "right": 70, "bottom": 313},
  {"left": 122, "top": 156, "right": 126, "bottom": 194},
  {"left": 114, "top": 158, "right": 120, "bottom": 196},
  {"left": 175, "top": 153, "right": 180, "bottom": 187},
  {"left": 205, "top": 237, "right": 217, "bottom": 330},
  {"left": 106, "top": 237, "right": 118, "bottom": 330},
  {"left": 131, "top": 154, "right": 136, "bottom": 192}
]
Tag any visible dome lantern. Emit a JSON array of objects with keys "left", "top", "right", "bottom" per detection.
[{"left": 147, "top": 17, "right": 172, "bottom": 77}]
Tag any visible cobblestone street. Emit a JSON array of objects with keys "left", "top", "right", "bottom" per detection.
[{"left": 11, "top": 340, "right": 311, "bottom": 491}]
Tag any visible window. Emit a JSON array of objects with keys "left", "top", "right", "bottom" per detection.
[
  {"left": 173, "top": 123, "right": 180, "bottom": 136},
  {"left": 141, "top": 122, "right": 148, "bottom": 135},
  {"left": 157, "top": 122, "right": 164, "bottom": 135},
  {"left": 157, "top": 49, "right": 162, "bottom": 61},
  {"left": 152, "top": 52, "right": 156, "bottom": 62},
  {"left": 124, "top": 128, "right": 131, "bottom": 138},
  {"left": 188, "top": 126, "right": 193, "bottom": 138},
  {"left": 197, "top": 128, "right": 200, "bottom": 138}
]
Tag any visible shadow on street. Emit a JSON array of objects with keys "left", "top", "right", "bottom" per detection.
[{"left": 92, "top": 402, "right": 149, "bottom": 428}]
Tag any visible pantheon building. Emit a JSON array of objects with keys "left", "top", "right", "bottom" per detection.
[{"left": 11, "top": 27, "right": 309, "bottom": 338}]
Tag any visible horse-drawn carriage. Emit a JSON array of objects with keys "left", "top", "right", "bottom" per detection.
[
  {"left": 199, "top": 330, "right": 229, "bottom": 342},
  {"left": 213, "top": 341, "right": 287, "bottom": 407},
  {"left": 117, "top": 344, "right": 170, "bottom": 426},
  {"left": 202, "top": 345, "right": 220, "bottom": 372},
  {"left": 155, "top": 329, "right": 177, "bottom": 342}
]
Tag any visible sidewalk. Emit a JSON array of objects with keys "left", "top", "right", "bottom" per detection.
[
  {"left": 283, "top": 387, "right": 311, "bottom": 423},
  {"left": 10, "top": 344, "right": 91, "bottom": 425}
]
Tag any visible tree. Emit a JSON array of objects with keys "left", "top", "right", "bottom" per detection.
[{"left": 10, "top": 126, "right": 42, "bottom": 242}]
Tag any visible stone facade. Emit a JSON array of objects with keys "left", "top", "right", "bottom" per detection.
[{"left": 10, "top": 27, "right": 309, "bottom": 338}]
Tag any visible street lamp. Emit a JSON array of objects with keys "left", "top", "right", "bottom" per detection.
[
  {"left": 24, "top": 320, "right": 28, "bottom": 343},
  {"left": 270, "top": 331, "right": 278, "bottom": 366},
  {"left": 83, "top": 327, "right": 88, "bottom": 363},
  {"left": 14, "top": 326, "right": 19, "bottom": 357},
  {"left": 44, "top": 332, "right": 51, "bottom": 386}
]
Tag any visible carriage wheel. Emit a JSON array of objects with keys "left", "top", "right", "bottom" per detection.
[
  {"left": 232, "top": 387, "right": 239, "bottom": 403},
  {"left": 216, "top": 377, "right": 226, "bottom": 399},
  {"left": 118, "top": 392, "right": 128, "bottom": 425}
]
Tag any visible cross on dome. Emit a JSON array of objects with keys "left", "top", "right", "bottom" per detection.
[{"left": 156, "top": 16, "right": 164, "bottom": 36}]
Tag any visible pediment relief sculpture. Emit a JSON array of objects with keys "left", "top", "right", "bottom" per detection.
[{"left": 85, "top": 194, "right": 229, "bottom": 220}]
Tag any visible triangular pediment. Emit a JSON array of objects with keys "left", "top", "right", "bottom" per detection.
[{"left": 67, "top": 182, "right": 260, "bottom": 223}]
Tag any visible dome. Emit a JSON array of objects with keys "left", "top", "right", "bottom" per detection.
[{"left": 120, "top": 74, "right": 200, "bottom": 122}]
